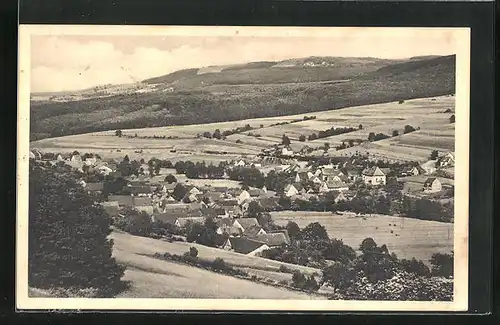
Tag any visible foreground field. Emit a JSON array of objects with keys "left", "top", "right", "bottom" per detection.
[
  {"left": 271, "top": 211, "right": 453, "bottom": 264},
  {"left": 109, "top": 230, "right": 324, "bottom": 299},
  {"left": 31, "top": 95, "right": 454, "bottom": 163}
]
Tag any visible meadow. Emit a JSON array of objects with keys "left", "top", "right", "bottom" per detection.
[
  {"left": 31, "top": 95, "right": 455, "bottom": 164},
  {"left": 271, "top": 211, "right": 454, "bottom": 264}
]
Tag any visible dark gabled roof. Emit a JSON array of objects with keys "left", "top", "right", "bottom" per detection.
[
  {"left": 108, "top": 195, "right": 134, "bottom": 207},
  {"left": 213, "top": 233, "right": 229, "bottom": 247},
  {"left": 268, "top": 229, "right": 291, "bottom": 244},
  {"left": 85, "top": 182, "right": 104, "bottom": 191},
  {"left": 362, "top": 166, "right": 386, "bottom": 176},
  {"left": 423, "top": 177, "right": 438, "bottom": 185},
  {"left": 235, "top": 218, "right": 260, "bottom": 229},
  {"left": 229, "top": 237, "right": 268, "bottom": 254},
  {"left": 326, "top": 180, "right": 348, "bottom": 189},
  {"left": 257, "top": 197, "right": 279, "bottom": 209},
  {"left": 242, "top": 225, "right": 265, "bottom": 237},
  {"left": 216, "top": 218, "right": 234, "bottom": 228},
  {"left": 253, "top": 233, "right": 290, "bottom": 247},
  {"left": 152, "top": 213, "right": 179, "bottom": 224}
]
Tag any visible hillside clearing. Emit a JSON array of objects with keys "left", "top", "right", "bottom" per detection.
[{"left": 271, "top": 211, "right": 453, "bottom": 264}]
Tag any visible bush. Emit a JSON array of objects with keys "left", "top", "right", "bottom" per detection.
[
  {"left": 279, "top": 265, "right": 293, "bottom": 273},
  {"left": 403, "top": 125, "right": 416, "bottom": 134},
  {"left": 430, "top": 252, "right": 453, "bottom": 277},
  {"left": 398, "top": 100, "right": 405, "bottom": 104},
  {"left": 399, "top": 258, "right": 431, "bottom": 277},
  {"left": 212, "top": 258, "right": 228, "bottom": 271},
  {"left": 29, "top": 162, "right": 128, "bottom": 297},
  {"left": 322, "top": 262, "right": 356, "bottom": 290},
  {"left": 188, "top": 246, "right": 199, "bottom": 257}
]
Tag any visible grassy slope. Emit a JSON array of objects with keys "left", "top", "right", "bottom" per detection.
[
  {"left": 110, "top": 230, "right": 324, "bottom": 299},
  {"left": 30, "top": 55, "right": 455, "bottom": 141}
]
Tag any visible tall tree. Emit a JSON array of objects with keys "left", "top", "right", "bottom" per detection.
[{"left": 29, "top": 162, "right": 127, "bottom": 297}]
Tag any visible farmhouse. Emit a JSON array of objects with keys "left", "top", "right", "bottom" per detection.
[
  {"left": 252, "top": 232, "right": 290, "bottom": 247},
  {"left": 324, "top": 180, "right": 349, "bottom": 192},
  {"left": 151, "top": 212, "right": 179, "bottom": 225},
  {"left": 401, "top": 166, "right": 425, "bottom": 177},
  {"left": 423, "top": 177, "right": 443, "bottom": 193},
  {"left": 233, "top": 218, "right": 260, "bottom": 233},
  {"left": 216, "top": 219, "right": 241, "bottom": 236},
  {"left": 437, "top": 152, "right": 455, "bottom": 168},
  {"left": 237, "top": 190, "right": 252, "bottom": 204},
  {"left": 224, "top": 237, "right": 270, "bottom": 256},
  {"left": 242, "top": 225, "right": 267, "bottom": 237},
  {"left": 361, "top": 166, "right": 387, "bottom": 186},
  {"left": 284, "top": 183, "right": 305, "bottom": 197}
]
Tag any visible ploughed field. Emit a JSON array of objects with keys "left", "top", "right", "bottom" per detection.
[
  {"left": 110, "top": 230, "right": 324, "bottom": 299},
  {"left": 30, "top": 96, "right": 454, "bottom": 163},
  {"left": 271, "top": 211, "right": 454, "bottom": 265}
]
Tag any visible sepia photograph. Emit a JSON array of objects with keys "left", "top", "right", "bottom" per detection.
[{"left": 17, "top": 25, "right": 470, "bottom": 311}]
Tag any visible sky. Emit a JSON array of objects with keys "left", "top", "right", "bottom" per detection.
[{"left": 30, "top": 31, "right": 457, "bottom": 93}]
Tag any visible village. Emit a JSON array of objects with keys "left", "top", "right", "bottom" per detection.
[{"left": 29, "top": 140, "right": 455, "bottom": 258}]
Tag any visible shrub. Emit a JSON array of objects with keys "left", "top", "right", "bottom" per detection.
[
  {"left": 212, "top": 258, "right": 228, "bottom": 271},
  {"left": 322, "top": 262, "right": 356, "bottom": 290},
  {"left": 430, "top": 252, "right": 453, "bottom": 277},
  {"left": 398, "top": 100, "right": 405, "bottom": 104},
  {"left": 188, "top": 246, "right": 199, "bottom": 258},
  {"left": 403, "top": 125, "right": 416, "bottom": 134},
  {"left": 399, "top": 258, "right": 431, "bottom": 277},
  {"left": 279, "top": 265, "right": 293, "bottom": 273}
]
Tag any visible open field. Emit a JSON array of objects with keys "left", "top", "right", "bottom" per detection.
[
  {"left": 31, "top": 95, "right": 455, "bottom": 163},
  {"left": 110, "top": 229, "right": 323, "bottom": 299},
  {"left": 271, "top": 211, "right": 454, "bottom": 264}
]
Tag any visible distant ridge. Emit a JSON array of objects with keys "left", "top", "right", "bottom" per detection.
[{"left": 30, "top": 55, "right": 455, "bottom": 141}]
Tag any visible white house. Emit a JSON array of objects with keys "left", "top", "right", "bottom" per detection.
[
  {"left": 281, "top": 147, "right": 293, "bottom": 156},
  {"left": 234, "top": 159, "right": 246, "bottom": 167},
  {"left": 70, "top": 154, "right": 82, "bottom": 163},
  {"left": 437, "top": 152, "right": 455, "bottom": 168},
  {"left": 237, "top": 190, "right": 252, "bottom": 204},
  {"left": 423, "top": 177, "right": 443, "bottom": 193},
  {"left": 361, "top": 166, "right": 387, "bottom": 186},
  {"left": 284, "top": 183, "right": 303, "bottom": 197}
]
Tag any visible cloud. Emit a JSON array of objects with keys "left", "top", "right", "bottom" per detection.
[{"left": 30, "top": 35, "right": 456, "bottom": 92}]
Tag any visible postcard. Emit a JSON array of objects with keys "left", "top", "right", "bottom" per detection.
[{"left": 17, "top": 25, "right": 470, "bottom": 311}]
